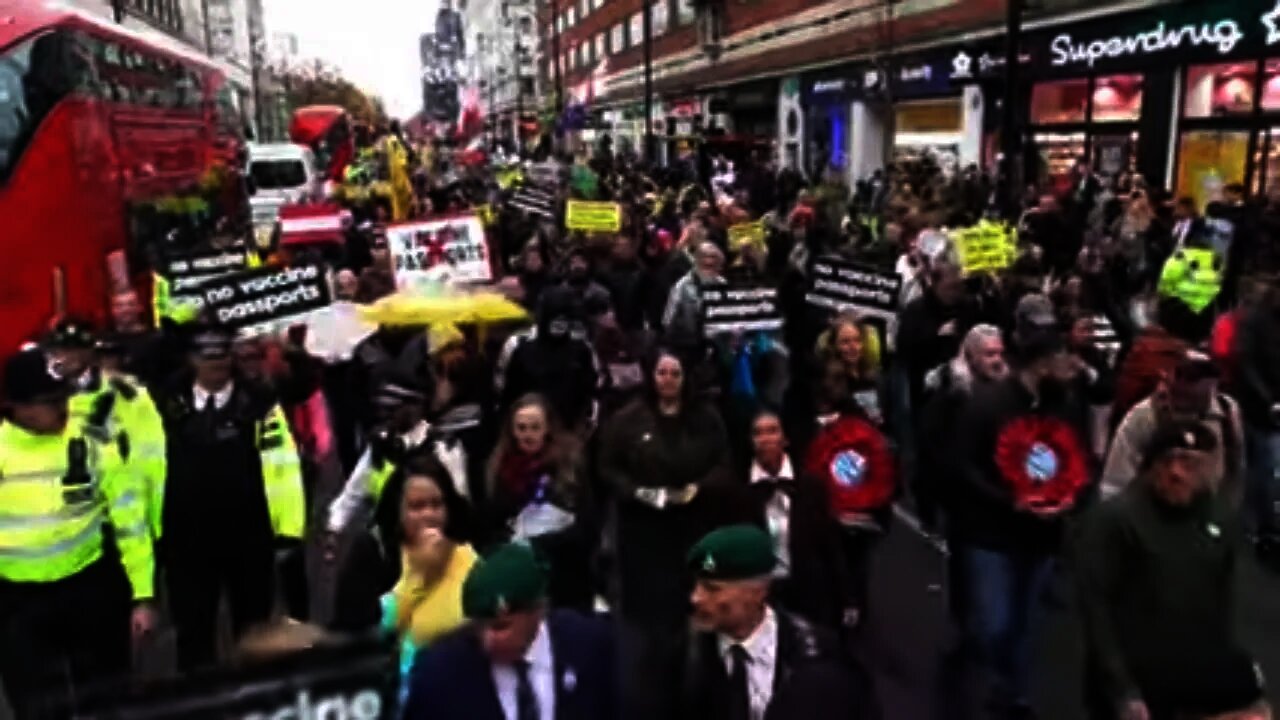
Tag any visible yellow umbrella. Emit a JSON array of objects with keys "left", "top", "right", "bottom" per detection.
[{"left": 358, "top": 287, "right": 529, "bottom": 328}]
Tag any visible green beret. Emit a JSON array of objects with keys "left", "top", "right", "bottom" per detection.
[
  {"left": 687, "top": 524, "right": 776, "bottom": 581},
  {"left": 462, "top": 543, "right": 548, "bottom": 619}
]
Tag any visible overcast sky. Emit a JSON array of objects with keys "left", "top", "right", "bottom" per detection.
[{"left": 263, "top": 0, "right": 432, "bottom": 119}]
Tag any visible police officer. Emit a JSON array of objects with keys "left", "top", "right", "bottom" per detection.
[
  {"left": 45, "top": 319, "right": 168, "bottom": 540},
  {"left": 324, "top": 366, "right": 467, "bottom": 547},
  {"left": 0, "top": 347, "right": 157, "bottom": 718},
  {"left": 154, "top": 322, "right": 305, "bottom": 671}
]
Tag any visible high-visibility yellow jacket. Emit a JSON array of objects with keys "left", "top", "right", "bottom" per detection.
[
  {"left": 0, "top": 418, "right": 155, "bottom": 600},
  {"left": 259, "top": 404, "right": 306, "bottom": 540},
  {"left": 69, "top": 372, "right": 168, "bottom": 539}
]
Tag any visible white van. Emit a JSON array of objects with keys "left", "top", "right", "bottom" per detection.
[{"left": 247, "top": 143, "right": 320, "bottom": 231}]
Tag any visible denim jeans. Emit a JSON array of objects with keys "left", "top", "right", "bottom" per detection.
[{"left": 960, "top": 545, "right": 1055, "bottom": 707}]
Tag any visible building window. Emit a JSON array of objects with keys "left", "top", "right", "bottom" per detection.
[
  {"left": 676, "top": 0, "right": 696, "bottom": 26},
  {"left": 590, "top": 0, "right": 601, "bottom": 9},
  {"left": 519, "top": 16, "right": 534, "bottom": 35},
  {"left": 1030, "top": 78, "right": 1088, "bottom": 124},
  {"left": 567, "top": 6, "right": 576, "bottom": 27},
  {"left": 595, "top": 33, "right": 604, "bottom": 60},
  {"left": 579, "top": 0, "right": 589, "bottom": 20},
  {"left": 652, "top": 0, "right": 668, "bottom": 36},
  {"left": 1091, "top": 74, "right": 1142, "bottom": 123},
  {"left": 1185, "top": 63, "right": 1257, "bottom": 118},
  {"left": 612, "top": 24, "right": 624, "bottom": 53},
  {"left": 629, "top": 13, "right": 642, "bottom": 47},
  {"left": 1264, "top": 61, "right": 1280, "bottom": 112}
]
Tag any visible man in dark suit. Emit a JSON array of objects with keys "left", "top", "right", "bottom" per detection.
[
  {"left": 725, "top": 411, "right": 855, "bottom": 632},
  {"left": 404, "top": 544, "right": 620, "bottom": 720},
  {"left": 676, "top": 525, "right": 877, "bottom": 720}
]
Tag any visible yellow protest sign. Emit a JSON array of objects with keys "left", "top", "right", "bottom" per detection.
[
  {"left": 566, "top": 200, "right": 622, "bottom": 233},
  {"left": 728, "top": 221, "right": 767, "bottom": 252},
  {"left": 953, "top": 221, "right": 1016, "bottom": 275}
]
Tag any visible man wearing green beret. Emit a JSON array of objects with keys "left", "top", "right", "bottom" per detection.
[
  {"left": 404, "top": 543, "right": 620, "bottom": 719},
  {"left": 675, "top": 525, "right": 875, "bottom": 720}
]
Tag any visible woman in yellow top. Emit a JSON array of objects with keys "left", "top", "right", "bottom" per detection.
[{"left": 332, "top": 451, "right": 477, "bottom": 650}]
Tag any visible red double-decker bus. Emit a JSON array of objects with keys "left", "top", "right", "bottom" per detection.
[{"left": 0, "top": 2, "right": 247, "bottom": 358}]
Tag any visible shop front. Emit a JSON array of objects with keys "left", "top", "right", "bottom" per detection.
[
  {"left": 801, "top": 69, "right": 862, "bottom": 178},
  {"left": 1017, "top": 0, "right": 1280, "bottom": 204},
  {"left": 880, "top": 55, "right": 970, "bottom": 170}
]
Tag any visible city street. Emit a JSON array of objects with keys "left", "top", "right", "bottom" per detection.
[{"left": 863, "top": 508, "right": 1280, "bottom": 719}]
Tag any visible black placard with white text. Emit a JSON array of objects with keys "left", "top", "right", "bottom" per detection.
[
  {"left": 805, "top": 259, "right": 902, "bottom": 322},
  {"left": 702, "top": 285, "right": 783, "bottom": 336},
  {"left": 201, "top": 264, "right": 331, "bottom": 329}
]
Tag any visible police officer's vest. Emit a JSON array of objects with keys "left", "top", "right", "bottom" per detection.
[{"left": 0, "top": 418, "right": 154, "bottom": 598}]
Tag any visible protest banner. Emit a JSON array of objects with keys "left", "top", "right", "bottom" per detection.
[
  {"left": 162, "top": 248, "right": 248, "bottom": 279},
  {"left": 511, "top": 186, "right": 557, "bottom": 219},
  {"left": 702, "top": 285, "right": 783, "bottom": 336},
  {"left": 157, "top": 248, "right": 250, "bottom": 315},
  {"left": 727, "top": 221, "right": 767, "bottom": 251},
  {"left": 953, "top": 221, "right": 1015, "bottom": 275},
  {"left": 566, "top": 200, "right": 622, "bottom": 233},
  {"left": 200, "top": 264, "right": 332, "bottom": 329},
  {"left": 385, "top": 214, "right": 492, "bottom": 285},
  {"left": 47, "top": 636, "right": 397, "bottom": 719},
  {"left": 805, "top": 258, "right": 902, "bottom": 323}
]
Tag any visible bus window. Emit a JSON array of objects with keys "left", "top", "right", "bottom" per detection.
[{"left": 0, "top": 31, "right": 88, "bottom": 182}]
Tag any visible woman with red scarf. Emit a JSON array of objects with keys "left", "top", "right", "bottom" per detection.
[{"left": 483, "top": 394, "right": 594, "bottom": 610}]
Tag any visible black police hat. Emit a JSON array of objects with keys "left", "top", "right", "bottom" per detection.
[
  {"left": 46, "top": 317, "right": 97, "bottom": 350},
  {"left": 2, "top": 347, "right": 72, "bottom": 404}
]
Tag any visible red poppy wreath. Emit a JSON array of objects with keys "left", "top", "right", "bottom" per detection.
[
  {"left": 805, "top": 415, "right": 897, "bottom": 516},
  {"left": 993, "top": 415, "right": 1089, "bottom": 513}
]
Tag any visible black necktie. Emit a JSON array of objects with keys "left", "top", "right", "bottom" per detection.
[
  {"left": 728, "top": 644, "right": 751, "bottom": 720},
  {"left": 515, "top": 659, "right": 540, "bottom": 720}
]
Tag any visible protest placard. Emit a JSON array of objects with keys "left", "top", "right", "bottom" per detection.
[
  {"left": 200, "top": 264, "right": 332, "bottom": 329},
  {"left": 727, "top": 221, "right": 767, "bottom": 250},
  {"left": 511, "top": 186, "right": 557, "bottom": 219},
  {"left": 702, "top": 285, "right": 783, "bottom": 336},
  {"left": 157, "top": 248, "right": 250, "bottom": 314},
  {"left": 953, "top": 221, "right": 1015, "bottom": 275},
  {"left": 566, "top": 201, "right": 622, "bottom": 233},
  {"left": 385, "top": 214, "right": 491, "bottom": 285},
  {"left": 805, "top": 258, "right": 902, "bottom": 323}
]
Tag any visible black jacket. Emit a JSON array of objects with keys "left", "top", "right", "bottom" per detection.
[
  {"left": 951, "top": 375, "right": 1091, "bottom": 553},
  {"left": 895, "top": 293, "right": 961, "bottom": 414},
  {"left": 721, "top": 465, "right": 854, "bottom": 631},
  {"left": 405, "top": 610, "right": 620, "bottom": 720},
  {"left": 154, "top": 375, "right": 280, "bottom": 555},
  {"left": 675, "top": 610, "right": 878, "bottom": 720},
  {"left": 1234, "top": 304, "right": 1280, "bottom": 429},
  {"left": 1074, "top": 482, "right": 1240, "bottom": 710}
]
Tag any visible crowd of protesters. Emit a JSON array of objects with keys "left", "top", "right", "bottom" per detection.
[{"left": 3, "top": 129, "right": 1280, "bottom": 720}]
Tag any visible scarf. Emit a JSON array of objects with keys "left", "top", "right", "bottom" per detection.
[{"left": 496, "top": 450, "right": 553, "bottom": 506}]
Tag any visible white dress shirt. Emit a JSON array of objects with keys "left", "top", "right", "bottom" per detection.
[
  {"left": 749, "top": 457, "right": 794, "bottom": 577},
  {"left": 493, "top": 620, "right": 556, "bottom": 720},
  {"left": 718, "top": 608, "right": 779, "bottom": 720},
  {"left": 193, "top": 382, "right": 234, "bottom": 411}
]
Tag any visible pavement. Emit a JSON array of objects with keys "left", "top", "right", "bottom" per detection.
[{"left": 862, "top": 506, "right": 1280, "bottom": 720}]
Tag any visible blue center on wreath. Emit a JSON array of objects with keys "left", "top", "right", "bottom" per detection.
[
  {"left": 830, "top": 450, "right": 867, "bottom": 487},
  {"left": 1025, "top": 442, "right": 1059, "bottom": 483}
]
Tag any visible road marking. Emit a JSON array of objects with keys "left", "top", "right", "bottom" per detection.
[{"left": 892, "top": 503, "right": 950, "bottom": 556}]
